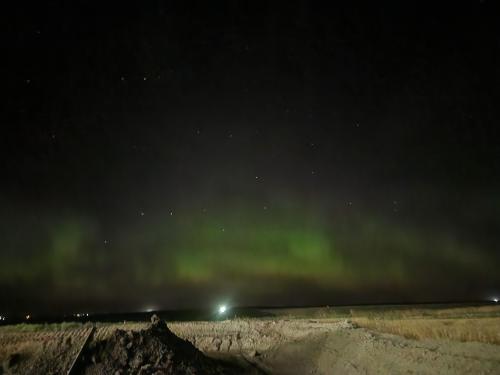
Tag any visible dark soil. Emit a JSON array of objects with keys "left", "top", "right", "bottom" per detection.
[{"left": 80, "top": 315, "right": 239, "bottom": 375}]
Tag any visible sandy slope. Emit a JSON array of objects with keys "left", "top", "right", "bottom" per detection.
[
  {"left": 247, "top": 322, "right": 500, "bottom": 374},
  {"left": 168, "top": 319, "right": 500, "bottom": 374}
]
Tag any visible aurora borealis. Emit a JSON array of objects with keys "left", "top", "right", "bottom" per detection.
[{"left": 2, "top": 1, "right": 500, "bottom": 313}]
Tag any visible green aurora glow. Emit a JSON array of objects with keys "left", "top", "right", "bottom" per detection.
[{"left": 1, "top": 199, "right": 496, "bottom": 311}]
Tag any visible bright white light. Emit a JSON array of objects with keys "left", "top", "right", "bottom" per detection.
[
  {"left": 494, "top": 298, "right": 499, "bottom": 303},
  {"left": 143, "top": 305, "right": 158, "bottom": 313},
  {"left": 218, "top": 305, "right": 227, "bottom": 314}
]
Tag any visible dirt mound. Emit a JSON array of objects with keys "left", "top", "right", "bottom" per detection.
[{"left": 81, "top": 315, "right": 233, "bottom": 375}]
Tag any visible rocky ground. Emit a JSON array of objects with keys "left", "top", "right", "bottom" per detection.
[{"left": 79, "top": 315, "right": 245, "bottom": 375}]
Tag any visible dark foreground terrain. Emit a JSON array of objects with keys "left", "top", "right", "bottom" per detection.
[{"left": 1, "top": 305, "right": 500, "bottom": 374}]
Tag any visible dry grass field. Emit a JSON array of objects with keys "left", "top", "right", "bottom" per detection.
[
  {"left": 352, "top": 317, "right": 500, "bottom": 345},
  {"left": 348, "top": 305, "right": 500, "bottom": 345},
  {"left": 264, "top": 304, "right": 500, "bottom": 345}
]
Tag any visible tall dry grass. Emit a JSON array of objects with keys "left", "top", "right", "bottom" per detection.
[{"left": 353, "top": 317, "right": 500, "bottom": 345}]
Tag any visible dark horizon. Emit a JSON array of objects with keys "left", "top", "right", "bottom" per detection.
[
  {"left": 2, "top": 299, "right": 497, "bottom": 322},
  {"left": 2, "top": 0, "right": 500, "bottom": 314}
]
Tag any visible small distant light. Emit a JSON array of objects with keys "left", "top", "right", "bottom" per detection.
[
  {"left": 26, "top": 314, "right": 31, "bottom": 320},
  {"left": 143, "top": 305, "right": 157, "bottom": 313},
  {"left": 494, "top": 298, "right": 499, "bottom": 303},
  {"left": 218, "top": 305, "right": 227, "bottom": 314}
]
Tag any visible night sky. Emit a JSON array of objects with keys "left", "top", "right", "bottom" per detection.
[{"left": 2, "top": 0, "right": 500, "bottom": 314}]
